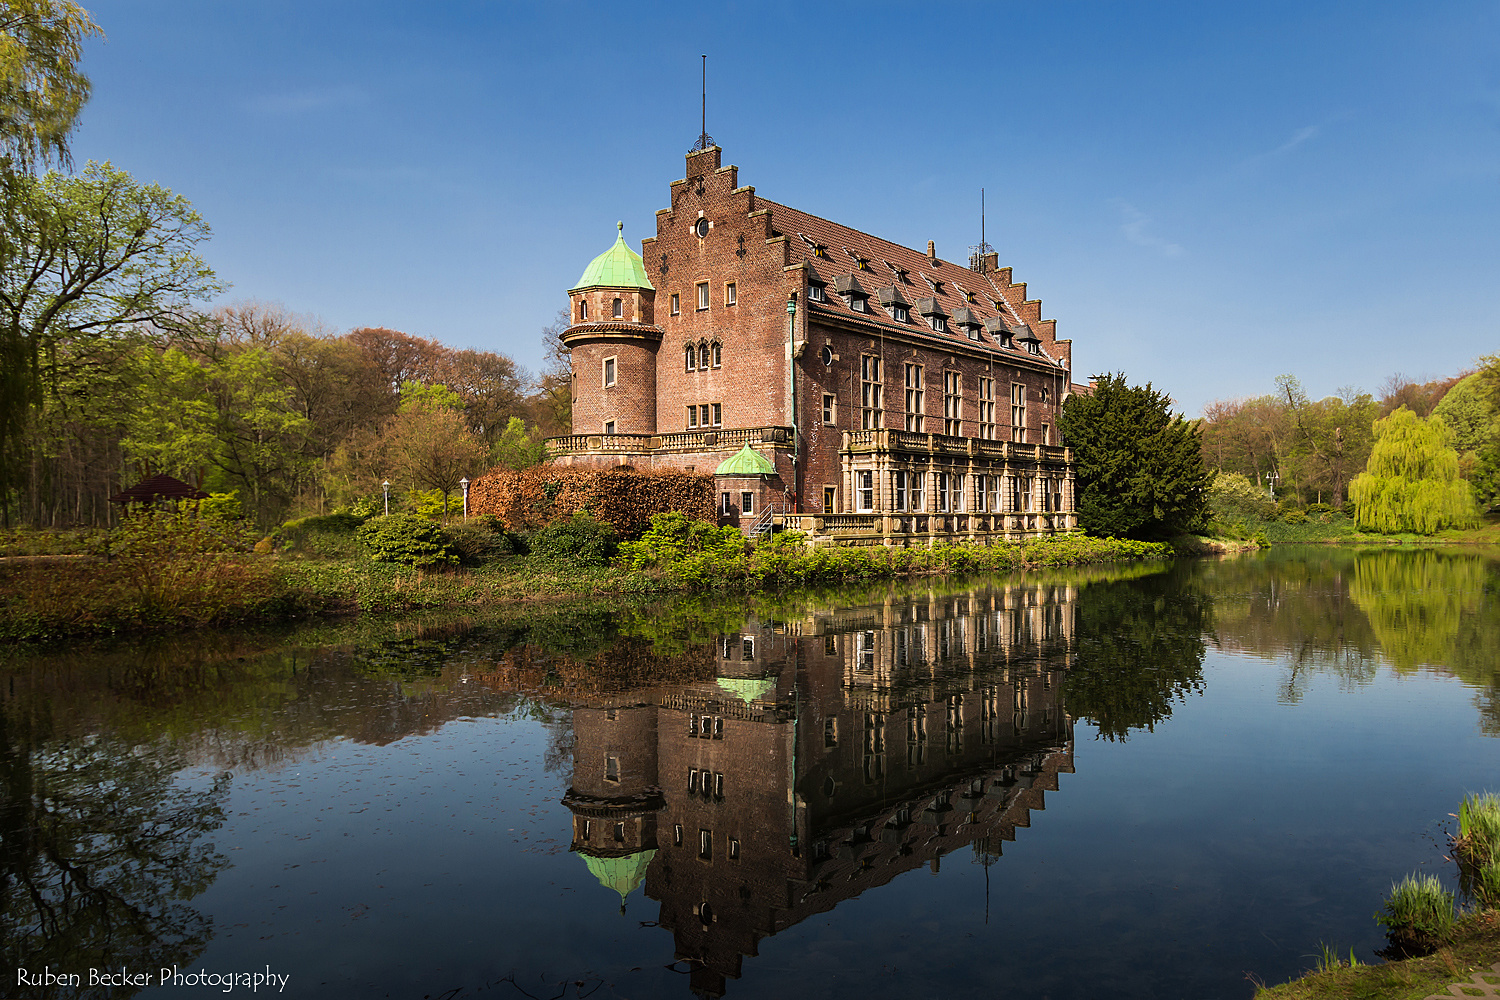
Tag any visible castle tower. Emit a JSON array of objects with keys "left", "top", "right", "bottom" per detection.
[{"left": 564, "top": 222, "right": 661, "bottom": 437}]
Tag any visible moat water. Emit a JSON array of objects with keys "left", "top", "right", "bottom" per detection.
[{"left": 3, "top": 546, "right": 1498, "bottom": 999}]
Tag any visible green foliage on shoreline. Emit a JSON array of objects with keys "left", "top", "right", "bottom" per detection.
[{"left": 0, "top": 513, "right": 1170, "bottom": 641}]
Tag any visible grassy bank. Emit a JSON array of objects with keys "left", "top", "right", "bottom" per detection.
[
  {"left": 0, "top": 530, "right": 1171, "bottom": 642},
  {"left": 1255, "top": 910, "right": 1500, "bottom": 999}
]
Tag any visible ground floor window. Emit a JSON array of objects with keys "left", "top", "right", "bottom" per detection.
[
  {"left": 741, "top": 491, "right": 754, "bottom": 515},
  {"left": 893, "top": 471, "right": 908, "bottom": 511},
  {"left": 856, "top": 471, "right": 874, "bottom": 512},
  {"left": 823, "top": 486, "right": 836, "bottom": 514}
]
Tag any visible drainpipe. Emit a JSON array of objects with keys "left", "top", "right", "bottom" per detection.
[{"left": 787, "top": 294, "right": 799, "bottom": 513}]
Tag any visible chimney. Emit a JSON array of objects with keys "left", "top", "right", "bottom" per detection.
[{"left": 927, "top": 240, "right": 937, "bottom": 265}]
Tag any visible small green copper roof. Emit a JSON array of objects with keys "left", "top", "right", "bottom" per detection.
[
  {"left": 717, "top": 676, "right": 777, "bottom": 704},
  {"left": 582, "top": 849, "right": 657, "bottom": 905},
  {"left": 572, "top": 222, "right": 654, "bottom": 292},
  {"left": 714, "top": 445, "right": 776, "bottom": 476}
]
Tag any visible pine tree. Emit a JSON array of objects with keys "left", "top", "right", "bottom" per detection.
[
  {"left": 1348, "top": 407, "right": 1477, "bottom": 534},
  {"left": 1058, "top": 373, "right": 1211, "bottom": 539}
]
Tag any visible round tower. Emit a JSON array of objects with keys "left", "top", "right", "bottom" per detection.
[{"left": 563, "top": 222, "right": 660, "bottom": 436}]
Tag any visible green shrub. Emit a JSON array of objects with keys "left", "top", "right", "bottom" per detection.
[
  {"left": 1207, "top": 472, "right": 1277, "bottom": 523},
  {"left": 105, "top": 504, "right": 269, "bottom": 617},
  {"left": 276, "top": 513, "right": 368, "bottom": 559},
  {"left": 1281, "top": 509, "right": 1308, "bottom": 525},
  {"left": 1375, "top": 873, "right": 1454, "bottom": 958},
  {"left": 443, "top": 519, "right": 512, "bottom": 565},
  {"left": 357, "top": 513, "right": 458, "bottom": 568},
  {"left": 616, "top": 511, "right": 741, "bottom": 570},
  {"left": 528, "top": 512, "right": 617, "bottom": 567},
  {"left": 1457, "top": 792, "right": 1500, "bottom": 907}
]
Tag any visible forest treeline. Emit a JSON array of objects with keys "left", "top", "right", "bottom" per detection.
[
  {"left": 1197, "top": 366, "right": 1500, "bottom": 515},
  {"left": 9, "top": 302, "right": 574, "bottom": 529}
]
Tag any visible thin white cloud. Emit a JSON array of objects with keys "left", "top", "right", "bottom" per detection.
[
  {"left": 1115, "top": 201, "right": 1183, "bottom": 257},
  {"left": 245, "top": 85, "right": 367, "bottom": 116},
  {"left": 1268, "top": 125, "right": 1319, "bottom": 157}
]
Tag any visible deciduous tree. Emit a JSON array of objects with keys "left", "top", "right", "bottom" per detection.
[{"left": 1348, "top": 407, "right": 1477, "bottom": 534}]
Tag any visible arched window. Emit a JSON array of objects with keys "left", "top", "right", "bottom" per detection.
[
  {"left": 579, "top": 299, "right": 588, "bottom": 321},
  {"left": 612, "top": 297, "right": 623, "bottom": 319},
  {"left": 711, "top": 341, "right": 722, "bottom": 368},
  {"left": 698, "top": 342, "right": 710, "bottom": 370},
  {"left": 685, "top": 344, "right": 696, "bottom": 372}
]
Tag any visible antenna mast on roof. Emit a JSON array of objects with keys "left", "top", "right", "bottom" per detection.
[
  {"left": 969, "top": 188, "right": 995, "bottom": 273},
  {"left": 689, "top": 55, "right": 714, "bottom": 153}
]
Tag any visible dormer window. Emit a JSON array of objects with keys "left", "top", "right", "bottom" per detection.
[
  {"left": 877, "top": 285, "right": 911, "bottom": 323},
  {"left": 984, "top": 316, "right": 1015, "bottom": 349},
  {"left": 952, "top": 307, "right": 982, "bottom": 341},
  {"left": 833, "top": 274, "right": 868, "bottom": 313},
  {"left": 1017, "top": 326, "right": 1042, "bottom": 355},
  {"left": 612, "top": 297, "right": 623, "bottom": 319},
  {"left": 916, "top": 297, "right": 948, "bottom": 333},
  {"left": 808, "top": 283, "right": 825, "bottom": 302}
]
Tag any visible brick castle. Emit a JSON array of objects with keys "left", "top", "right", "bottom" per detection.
[{"left": 549, "top": 145, "right": 1082, "bottom": 543}]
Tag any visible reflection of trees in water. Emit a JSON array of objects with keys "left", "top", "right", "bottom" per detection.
[
  {"left": 1348, "top": 548, "right": 1500, "bottom": 734},
  {"left": 1062, "top": 566, "right": 1209, "bottom": 740},
  {"left": 0, "top": 708, "right": 228, "bottom": 990},
  {"left": 1192, "top": 547, "right": 1500, "bottom": 726}
]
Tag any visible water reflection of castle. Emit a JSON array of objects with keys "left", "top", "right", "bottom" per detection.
[{"left": 562, "top": 583, "right": 1077, "bottom": 998}]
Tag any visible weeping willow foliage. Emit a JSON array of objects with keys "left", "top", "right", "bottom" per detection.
[
  {"left": 1348, "top": 407, "right": 1478, "bottom": 534},
  {"left": 1346, "top": 550, "right": 1499, "bottom": 680}
]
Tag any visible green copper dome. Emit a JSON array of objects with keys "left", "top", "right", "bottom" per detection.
[
  {"left": 572, "top": 222, "right": 654, "bottom": 292},
  {"left": 582, "top": 848, "right": 657, "bottom": 907},
  {"left": 714, "top": 445, "right": 776, "bottom": 476}
]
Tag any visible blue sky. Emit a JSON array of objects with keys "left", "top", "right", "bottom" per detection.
[{"left": 73, "top": 1, "right": 1499, "bottom": 417}]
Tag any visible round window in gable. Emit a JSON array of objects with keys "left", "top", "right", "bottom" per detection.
[
  {"left": 821, "top": 346, "right": 834, "bottom": 367},
  {"left": 694, "top": 218, "right": 710, "bottom": 239}
]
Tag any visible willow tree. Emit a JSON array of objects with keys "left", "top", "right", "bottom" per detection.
[{"left": 1348, "top": 407, "right": 1477, "bottom": 534}]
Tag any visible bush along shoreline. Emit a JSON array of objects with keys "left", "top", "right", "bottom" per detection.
[{"left": 0, "top": 509, "right": 1171, "bottom": 641}]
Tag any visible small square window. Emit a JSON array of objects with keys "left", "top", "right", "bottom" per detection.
[
  {"left": 725, "top": 282, "right": 736, "bottom": 306},
  {"left": 808, "top": 284, "right": 825, "bottom": 302},
  {"left": 696, "top": 282, "right": 709, "bottom": 311},
  {"left": 602, "top": 356, "right": 617, "bottom": 386},
  {"left": 603, "top": 419, "right": 616, "bottom": 435},
  {"left": 741, "top": 491, "right": 754, "bottom": 515},
  {"left": 851, "top": 297, "right": 867, "bottom": 313},
  {"left": 670, "top": 293, "right": 680, "bottom": 316}
]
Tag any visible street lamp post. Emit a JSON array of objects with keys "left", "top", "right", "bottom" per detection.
[
  {"left": 460, "top": 477, "right": 470, "bottom": 520},
  {"left": 1262, "top": 470, "right": 1279, "bottom": 500},
  {"left": 382, "top": 480, "right": 390, "bottom": 516}
]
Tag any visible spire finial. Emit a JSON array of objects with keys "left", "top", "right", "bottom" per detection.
[
  {"left": 617, "top": 220, "right": 623, "bottom": 234},
  {"left": 689, "top": 55, "right": 714, "bottom": 153}
]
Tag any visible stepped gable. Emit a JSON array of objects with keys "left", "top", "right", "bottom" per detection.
[{"left": 760, "top": 198, "right": 1063, "bottom": 358}]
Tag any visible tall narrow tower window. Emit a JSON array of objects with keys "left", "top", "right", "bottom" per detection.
[{"left": 612, "top": 297, "right": 623, "bottom": 318}]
